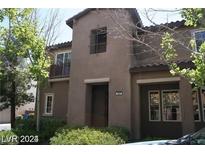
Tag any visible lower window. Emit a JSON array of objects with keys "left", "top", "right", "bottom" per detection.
[
  {"left": 162, "top": 90, "right": 181, "bottom": 121},
  {"left": 148, "top": 89, "right": 181, "bottom": 122},
  {"left": 192, "top": 90, "right": 201, "bottom": 121},
  {"left": 149, "top": 91, "right": 160, "bottom": 121},
  {"left": 44, "top": 93, "right": 54, "bottom": 115},
  {"left": 201, "top": 89, "right": 205, "bottom": 121}
]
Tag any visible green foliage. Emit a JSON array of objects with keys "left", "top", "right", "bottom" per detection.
[
  {"left": 98, "top": 126, "right": 130, "bottom": 142},
  {"left": 50, "top": 126, "right": 129, "bottom": 145},
  {"left": 0, "top": 9, "right": 51, "bottom": 126},
  {"left": 14, "top": 117, "right": 65, "bottom": 144},
  {"left": 161, "top": 9, "right": 205, "bottom": 88},
  {"left": 0, "top": 131, "right": 18, "bottom": 145},
  {"left": 0, "top": 68, "right": 33, "bottom": 111},
  {"left": 161, "top": 32, "right": 177, "bottom": 63},
  {"left": 181, "top": 8, "right": 205, "bottom": 27},
  {"left": 39, "top": 117, "right": 66, "bottom": 140}
]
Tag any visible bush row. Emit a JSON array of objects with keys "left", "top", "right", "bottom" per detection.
[{"left": 0, "top": 117, "right": 130, "bottom": 145}]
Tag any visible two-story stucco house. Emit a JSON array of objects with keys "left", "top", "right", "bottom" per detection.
[{"left": 39, "top": 8, "right": 205, "bottom": 140}]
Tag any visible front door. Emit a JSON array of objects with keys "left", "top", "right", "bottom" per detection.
[{"left": 91, "top": 85, "right": 108, "bottom": 127}]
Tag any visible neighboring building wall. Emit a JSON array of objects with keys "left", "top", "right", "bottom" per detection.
[
  {"left": 40, "top": 81, "right": 69, "bottom": 121},
  {"left": 68, "top": 9, "right": 135, "bottom": 130},
  {"left": 0, "top": 109, "right": 10, "bottom": 124},
  {"left": 16, "top": 102, "right": 35, "bottom": 116},
  {"left": 16, "top": 80, "right": 36, "bottom": 116}
]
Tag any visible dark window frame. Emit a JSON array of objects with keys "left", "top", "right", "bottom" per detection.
[{"left": 90, "top": 27, "right": 107, "bottom": 54}]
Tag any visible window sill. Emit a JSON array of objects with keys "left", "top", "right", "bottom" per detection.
[{"left": 42, "top": 113, "right": 53, "bottom": 116}]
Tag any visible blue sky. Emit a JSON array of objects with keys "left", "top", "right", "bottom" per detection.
[{"left": 39, "top": 8, "right": 182, "bottom": 44}]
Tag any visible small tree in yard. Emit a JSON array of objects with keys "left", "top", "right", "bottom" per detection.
[{"left": 0, "top": 9, "right": 51, "bottom": 128}]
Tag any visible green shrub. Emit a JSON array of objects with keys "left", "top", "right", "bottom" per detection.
[
  {"left": 50, "top": 126, "right": 127, "bottom": 145},
  {"left": 15, "top": 117, "right": 36, "bottom": 130},
  {"left": 14, "top": 117, "right": 65, "bottom": 144},
  {"left": 0, "top": 131, "right": 18, "bottom": 145},
  {"left": 40, "top": 117, "right": 66, "bottom": 140},
  {"left": 99, "top": 126, "right": 130, "bottom": 142}
]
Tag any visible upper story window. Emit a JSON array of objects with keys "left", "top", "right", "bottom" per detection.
[
  {"left": 49, "top": 52, "right": 71, "bottom": 78},
  {"left": 194, "top": 30, "right": 205, "bottom": 51},
  {"left": 90, "top": 27, "right": 107, "bottom": 54},
  {"left": 55, "top": 52, "right": 71, "bottom": 66}
]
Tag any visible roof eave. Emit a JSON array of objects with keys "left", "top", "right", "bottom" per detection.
[{"left": 66, "top": 8, "right": 143, "bottom": 28}]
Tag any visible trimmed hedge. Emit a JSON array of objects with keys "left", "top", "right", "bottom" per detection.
[
  {"left": 50, "top": 126, "right": 129, "bottom": 145},
  {"left": 0, "top": 131, "right": 18, "bottom": 145}
]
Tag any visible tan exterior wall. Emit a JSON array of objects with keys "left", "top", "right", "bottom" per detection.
[
  {"left": 40, "top": 81, "right": 69, "bottom": 121},
  {"left": 68, "top": 9, "right": 135, "bottom": 130},
  {"left": 132, "top": 27, "right": 196, "bottom": 67}
]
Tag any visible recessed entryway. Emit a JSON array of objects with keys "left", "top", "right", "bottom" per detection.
[{"left": 140, "top": 83, "right": 182, "bottom": 139}]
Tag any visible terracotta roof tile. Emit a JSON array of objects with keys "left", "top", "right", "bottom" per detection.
[
  {"left": 130, "top": 59, "right": 194, "bottom": 73},
  {"left": 46, "top": 41, "right": 72, "bottom": 51}
]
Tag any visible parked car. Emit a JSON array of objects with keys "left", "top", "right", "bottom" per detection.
[{"left": 127, "top": 127, "right": 205, "bottom": 145}]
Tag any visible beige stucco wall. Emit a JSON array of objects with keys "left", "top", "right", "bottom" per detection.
[
  {"left": 68, "top": 9, "right": 135, "bottom": 130},
  {"left": 132, "top": 27, "right": 195, "bottom": 67}
]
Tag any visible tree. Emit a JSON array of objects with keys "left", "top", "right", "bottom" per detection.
[
  {"left": 161, "top": 8, "right": 205, "bottom": 88},
  {"left": 0, "top": 9, "right": 51, "bottom": 128}
]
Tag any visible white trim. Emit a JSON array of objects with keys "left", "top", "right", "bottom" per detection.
[
  {"left": 84, "top": 77, "right": 110, "bottom": 84},
  {"left": 48, "top": 77, "right": 70, "bottom": 82},
  {"left": 200, "top": 89, "right": 205, "bottom": 122},
  {"left": 192, "top": 90, "right": 201, "bottom": 122},
  {"left": 148, "top": 90, "right": 161, "bottom": 122},
  {"left": 161, "top": 89, "right": 182, "bottom": 122},
  {"left": 44, "top": 93, "right": 54, "bottom": 116},
  {"left": 136, "top": 77, "right": 180, "bottom": 84},
  {"left": 55, "top": 51, "right": 70, "bottom": 64}
]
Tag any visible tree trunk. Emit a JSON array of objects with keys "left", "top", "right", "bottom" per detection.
[
  {"left": 10, "top": 81, "right": 16, "bottom": 128},
  {"left": 36, "top": 81, "right": 40, "bottom": 131}
]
